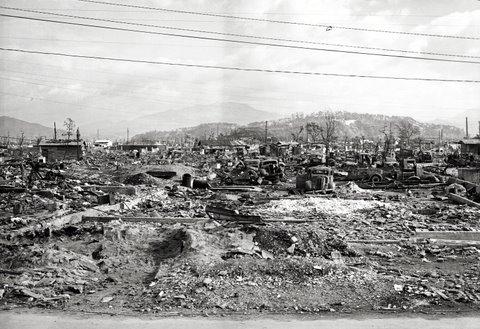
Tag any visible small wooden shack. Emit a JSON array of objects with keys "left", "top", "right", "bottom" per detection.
[{"left": 39, "top": 140, "right": 86, "bottom": 162}]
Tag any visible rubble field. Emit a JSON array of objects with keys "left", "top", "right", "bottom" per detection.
[{"left": 1, "top": 154, "right": 479, "bottom": 317}]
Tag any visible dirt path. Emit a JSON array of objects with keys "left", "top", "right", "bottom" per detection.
[{"left": 2, "top": 311, "right": 480, "bottom": 329}]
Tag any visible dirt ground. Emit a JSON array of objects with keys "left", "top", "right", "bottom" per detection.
[{"left": 1, "top": 160, "right": 479, "bottom": 317}]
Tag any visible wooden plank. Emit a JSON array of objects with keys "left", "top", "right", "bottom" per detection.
[
  {"left": 82, "top": 216, "right": 200, "bottom": 224},
  {"left": 448, "top": 193, "right": 480, "bottom": 209},
  {"left": 414, "top": 230, "right": 480, "bottom": 241},
  {"left": 264, "top": 218, "right": 314, "bottom": 223},
  {"left": 83, "top": 185, "right": 137, "bottom": 196},
  {"left": 347, "top": 239, "right": 406, "bottom": 244},
  {"left": 210, "top": 186, "right": 262, "bottom": 192},
  {"left": 205, "top": 205, "right": 262, "bottom": 223}
]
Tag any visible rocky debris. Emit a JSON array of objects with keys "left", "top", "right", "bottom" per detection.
[{"left": 1, "top": 148, "right": 479, "bottom": 316}]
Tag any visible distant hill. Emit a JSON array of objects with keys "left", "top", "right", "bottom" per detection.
[
  {"left": 246, "top": 111, "right": 465, "bottom": 141},
  {"left": 83, "top": 102, "right": 278, "bottom": 138},
  {"left": 0, "top": 116, "right": 54, "bottom": 140},
  {"left": 131, "top": 122, "right": 238, "bottom": 143},
  {"left": 131, "top": 110, "right": 465, "bottom": 144},
  {"left": 430, "top": 108, "right": 479, "bottom": 132},
  {"left": 138, "top": 102, "right": 276, "bottom": 128}
]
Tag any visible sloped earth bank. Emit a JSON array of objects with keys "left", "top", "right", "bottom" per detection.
[{"left": 1, "top": 196, "right": 479, "bottom": 316}]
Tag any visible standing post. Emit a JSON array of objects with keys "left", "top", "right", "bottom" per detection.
[
  {"left": 465, "top": 117, "right": 469, "bottom": 138},
  {"left": 264, "top": 121, "right": 268, "bottom": 143}
]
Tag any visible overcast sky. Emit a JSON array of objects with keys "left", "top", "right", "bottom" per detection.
[{"left": 1, "top": 0, "right": 479, "bottom": 130}]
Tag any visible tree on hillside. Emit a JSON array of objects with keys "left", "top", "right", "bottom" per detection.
[
  {"left": 63, "top": 118, "right": 75, "bottom": 141},
  {"left": 396, "top": 120, "right": 420, "bottom": 148},
  {"left": 318, "top": 112, "right": 338, "bottom": 155}
]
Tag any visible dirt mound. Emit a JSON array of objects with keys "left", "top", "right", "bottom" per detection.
[
  {"left": 140, "top": 164, "right": 198, "bottom": 180},
  {"left": 124, "top": 172, "right": 161, "bottom": 186},
  {"left": 253, "top": 226, "right": 351, "bottom": 257}
]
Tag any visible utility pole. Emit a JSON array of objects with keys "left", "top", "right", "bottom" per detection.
[
  {"left": 126, "top": 128, "right": 129, "bottom": 144},
  {"left": 264, "top": 121, "right": 268, "bottom": 143},
  {"left": 466, "top": 117, "right": 469, "bottom": 138},
  {"left": 53, "top": 122, "right": 57, "bottom": 141}
]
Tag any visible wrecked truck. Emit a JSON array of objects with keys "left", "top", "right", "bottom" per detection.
[
  {"left": 296, "top": 165, "right": 335, "bottom": 192},
  {"left": 223, "top": 158, "right": 285, "bottom": 185}
]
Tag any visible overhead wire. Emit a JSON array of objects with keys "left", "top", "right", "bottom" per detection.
[
  {"left": 0, "top": 69, "right": 323, "bottom": 104},
  {"left": 1, "top": 47, "right": 479, "bottom": 83},
  {"left": 1, "top": 14, "right": 479, "bottom": 65},
  {"left": 76, "top": 0, "right": 480, "bottom": 40},
  {"left": 2, "top": 65, "right": 475, "bottom": 112},
  {"left": 1, "top": 6, "right": 477, "bottom": 59},
  {"left": 0, "top": 91, "right": 135, "bottom": 115}
]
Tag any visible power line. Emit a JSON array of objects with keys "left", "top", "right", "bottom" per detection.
[
  {"left": 1, "top": 6, "right": 477, "bottom": 59},
  {"left": 0, "top": 7, "right": 462, "bottom": 17},
  {"left": 0, "top": 91, "right": 135, "bottom": 115},
  {"left": 2, "top": 66, "right": 475, "bottom": 112},
  {"left": 2, "top": 14, "right": 479, "bottom": 65},
  {"left": 1, "top": 70, "right": 323, "bottom": 105},
  {"left": 76, "top": 0, "right": 480, "bottom": 40},
  {"left": 0, "top": 57, "right": 337, "bottom": 99},
  {"left": 0, "top": 75, "right": 205, "bottom": 107},
  {"left": 1, "top": 47, "right": 478, "bottom": 83}
]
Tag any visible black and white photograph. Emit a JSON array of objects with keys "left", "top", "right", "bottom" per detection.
[{"left": 0, "top": 1, "right": 479, "bottom": 328}]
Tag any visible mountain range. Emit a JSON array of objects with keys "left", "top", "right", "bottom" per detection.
[
  {"left": 0, "top": 116, "right": 54, "bottom": 140},
  {"left": 1, "top": 102, "right": 470, "bottom": 143},
  {"left": 81, "top": 102, "right": 277, "bottom": 138}
]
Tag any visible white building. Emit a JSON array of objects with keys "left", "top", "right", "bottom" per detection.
[{"left": 93, "top": 140, "right": 113, "bottom": 148}]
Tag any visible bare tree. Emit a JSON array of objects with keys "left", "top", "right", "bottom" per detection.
[
  {"left": 306, "top": 122, "right": 321, "bottom": 143},
  {"left": 411, "top": 136, "right": 423, "bottom": 150},
  {"left": 318, "top": 112, "right": 338, "bottom": 155},
  {"left": 396, "top": 120, "right": 420, "bottom": 148},
  {"left": 63, "top": 118, "right": 76, "bottom": 141},
  {"left": 382, "top": 123, "right": 395, "bottom": 160},
  {"left": 35, "top": 136, "right": 44, "bottom": 146},
  {"left": 291, "top": 126, "right": 304, "bottom": 143},
  {"left": 352, "top": 136, "right": 361, "bottom": 151}
]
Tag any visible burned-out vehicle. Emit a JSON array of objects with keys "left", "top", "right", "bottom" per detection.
[
  {"left": 396, "top": 158, "right": 438, "bottom": 183},
  {"left": 223, "top": 160, "right": 261, "bottom": 185},
  {"left": 344, "top": 158, "right": 438, "bottom": 184},
  {"left": 222, "top": 158, "right": 285, "bottom": 185},
  {"left": 296, "top": 165, "right": 335, "bottom": 192},
  {"left": 345, "top": 166, "right": 394, "bottom": 183},
  {"left": 258, "top": 158, "right": 285, "bottom": 183}
]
